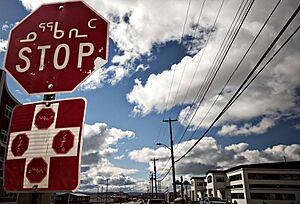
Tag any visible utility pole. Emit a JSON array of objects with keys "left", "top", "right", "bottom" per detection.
[
  {"left": 151, "top": 158, "right": 159, "bottom": 198},
  {"left": 180, "top": 176, "right": 184, "bottom": 201},
  {"left": 105, "top": 179, "right": 109, "bottom": 204},
  {"left": 101, "top": 186, "right": 104, "bottom": 202},
  {"left": 150, "top": 172, "right": 154, "bottom": 198},
  {"left": 163, "top": 117, "right": 177, "bottom": 199},
  {"left": 97, "top": 186, "right": 99, "bottom": 200}
]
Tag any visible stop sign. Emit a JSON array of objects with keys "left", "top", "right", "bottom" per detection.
[{"left": 4, "top": 1, "right": 109, "bottom": 95}]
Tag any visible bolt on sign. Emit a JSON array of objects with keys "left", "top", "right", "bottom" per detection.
[
  {"left": 4, "top": 98, "right": 86, "bottom": 191},
  {"left": 3, "top": 0, "right": 109, "bottom": 95}
]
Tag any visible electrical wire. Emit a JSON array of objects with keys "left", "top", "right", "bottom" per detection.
[
  {"left": 175, "top": 4, "right": 300, "bottom": 162},
  {"left": 175, "top": 0, "right": 282, "bottom": 155},
  {"left": 174, "top": 0, "right": 254, "bottom": 153}
]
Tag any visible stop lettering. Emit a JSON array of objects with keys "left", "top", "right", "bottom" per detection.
[{"left": 4, "top": 1, "right": 109, "bottom": 95}]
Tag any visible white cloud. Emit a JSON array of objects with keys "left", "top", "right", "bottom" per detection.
[
  {"left": 126, "top": 0, "right": 300, "bottom": 131},
  {"left": 83, "top": 122, "right": 134, "bottom": 158},
  {"left": 1, "top": 21, "right": 18, "bottom": 32},
  {"left": 80, "top": 122, "right": 140, "bottom": 191},
  {"left": 2, "top": 24, "right": 9, "bottom": 31},
  {"left": 114, "top": 155, "right": 125, "bottom": 160},
  {"left": 217, "top": 117, "right": 276, "bottom": 136},
  {"left": 129, "top": 137, "right": 300, "bottom": 175},
  {"left": 19, "top": 0, "right": 222, "bottom": 89},
  {"left": 0, "top": 39, "right": 8, "bottom": 53},
  {"left": 295, "top": 123, "right": 300, "bottom": 130}
]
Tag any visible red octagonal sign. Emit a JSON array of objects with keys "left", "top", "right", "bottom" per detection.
[
  {"left": 4, "top": 1, "right": 109, "bottom": 95},
  {"left": 26, "top": 158, "right": 48, "bottom": 183},
  {"left": 35, "top": 108, "right": 55, "bottom": 130},
  {"left": 52, "top": 130, "right": 74, "bottom": 154},
  {"left": 12, "top": 134, "right": 29, "bottom": 157}
]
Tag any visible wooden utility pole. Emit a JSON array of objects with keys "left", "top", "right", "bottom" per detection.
[
  {"left": 151, "top": 158, "right": 159, "bottom": 198},
  {"left": 180, "top": 176, "right": 184, "bottom": 201},
  {"left": 163, "top": 117, "right": 177, "bottom": 199},
  {"left": 105, "top": 179, "right": 109, "bottom": 204},
  {"left": 150, "top": 172, "right": 154, "bottom": 198}
]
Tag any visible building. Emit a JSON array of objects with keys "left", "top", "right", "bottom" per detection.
[
  {"left": 204, "top": 161, "right": 300, "bottom": 204},
  {"left": 190, "top": 176, "right": 206, "bottom": 201},
  {"left": 55, "top": 193, "right": 90, "bottom": 204},
  {"left": 0, "top": 70, "right": 20, "bottom": 202}
]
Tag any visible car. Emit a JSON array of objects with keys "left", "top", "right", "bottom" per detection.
[
  {"left": 200, "top": 197, "right": 227, "bottom": 204},
  {"left": 147, "top": 199, "right": 167, "bottom": 204}
]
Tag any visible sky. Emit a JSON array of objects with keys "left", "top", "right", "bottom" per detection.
[{"left": 0, "top": 0, "right": 300, "bottom": 193}]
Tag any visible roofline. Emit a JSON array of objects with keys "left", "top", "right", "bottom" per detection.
[
  {"left": 205, "top": 161, "right": 300, "bottom": 175},
  {"left": 190, "top": 176, "right": 206, "bottom": 180}
]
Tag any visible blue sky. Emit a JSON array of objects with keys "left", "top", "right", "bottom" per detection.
[{"left": 1, "top": 0, "right": 300, "bottom": 192}]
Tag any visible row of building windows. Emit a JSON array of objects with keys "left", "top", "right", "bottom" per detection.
[
  {"left": 248, "top": 173, "right": 300, "bottom": 180},
  {"left": 226, "top": 184, "right": 243, "bottom": 189},
  {"left": 249, "top": 184, "right": 300, "bottom": 189},
  {"left": 0, "top": 129, "right": 8, "bottom": 145},
  {"left": 5, "top": 105, "right": 13, "bottom": 119},
  {"left": 231, "top": 193, "right": 244, "bottom": 199},
  {"left": 250, "top": 193, "right": 296, "bottom": 200},
  {"left": 216, "top": 177, "right": 224, "bottom": 182},
  {"left": 229, "top": 173, "right": 242, "bottom": 181}
]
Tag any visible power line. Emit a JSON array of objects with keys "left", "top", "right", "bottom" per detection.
[
  {"left": 175, "top": 0, "right": 282, "bottom": 155},
  {"left": 155, "top": 0, "right": 192, "bottom": 148},
  {"left": 174, "top": 0, "right": 254, "bottom": 152},
  {"left": 175, "top": 3, "right": 300, "bottom": 162}
]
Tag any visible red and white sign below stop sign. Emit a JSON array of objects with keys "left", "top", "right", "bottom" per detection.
[
  {"left": 4, "top": 98, "right": 86, "bottom": 191},
  {"left": 4, "top": 0, "right": 109, "bottom": 95}
]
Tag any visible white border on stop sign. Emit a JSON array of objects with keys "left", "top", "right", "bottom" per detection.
[
  {"left": 3, "top": 0, "right": 110, "bottom": 96},
  {"left": 3, "top": 97, "right": 87, "bottom": 192}
]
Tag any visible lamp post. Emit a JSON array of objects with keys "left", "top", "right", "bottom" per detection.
[{"left": 156, "top": 142, "right": 176, "bottom": 199}]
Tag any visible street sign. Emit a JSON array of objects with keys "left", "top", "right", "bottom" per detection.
[
  {"left": 4, "top": 1, "right": 109, "bottom": 95},
  {"left": 4, "top": 98, "right": 86, "bottom": 192}
]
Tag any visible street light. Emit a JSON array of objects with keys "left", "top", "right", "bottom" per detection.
[
  {"left": 156, "top": 142, "right": 177, "bottom": 199},
  {"left": 156, "top": 143, "right": 171, "bottom": 150}
]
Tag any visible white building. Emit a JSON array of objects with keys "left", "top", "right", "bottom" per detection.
[
  {"left": 190, "top": 176, "right": 206, "bottom": 201},
  {"left": 193, "top": 161, "right": 300, "bottom": 204}
]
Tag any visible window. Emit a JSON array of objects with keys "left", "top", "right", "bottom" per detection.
[
  {"left": 5, "top": 105, "right": 13, "bottom": 119},
  {"left": 1, "top": 129, "right": 8, "bottom": 144},
  {"left": 248, "top": 173, "right": 300, "bottom": 180},
  {"left": 249, "top": 184, "right": 300, "bottom": 189},
  {"left": 207, "top": 175, "right": 212, "bottom": 183},
  {"left": 231, "top": 193, "right": 244, "bottom": 199},
  {"left": 250, "top": 193, "right": 296, "bottom": 200},
  {"left": 196, "top": 182, "right": 203, "bottom": 186},
  {"left": 216, "top": 177, "right": 224, "bottom": 182},
  {"left": 229, "top": 174, "right": 242, "bottom": 181},
  {"left": 226, "top": 184, "right": 243, "bottom": 189},
  {"left": 0, "top": 157, "right": 3, "bottom": 169}
]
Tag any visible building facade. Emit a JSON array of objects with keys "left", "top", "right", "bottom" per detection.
[
  {"left": 0, "top": 70, "right": 20, "bottom": 202},
  {"left": 203, "top": 161, "right": 300, "bottom": 204},
  {"left": 190, "top": 176, "right": 206, "bottom": 201}
]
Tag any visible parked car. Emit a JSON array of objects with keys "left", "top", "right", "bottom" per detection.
[
  {"left": 200, "top": 197, "right": 227, "bottom": 204},
  {"left": 147, "top": 199, "right": 167, "bottom": 204}
]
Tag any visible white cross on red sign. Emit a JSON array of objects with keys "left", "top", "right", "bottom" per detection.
[{"left": 4, "top": 98, "right": 86, "bottom": 191}]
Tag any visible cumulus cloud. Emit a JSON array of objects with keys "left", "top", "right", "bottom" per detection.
[
  {"left": 0, "top": 39, "right": 8, "bottom": 53},
  {"left": 126, "top": 0, "right": 300, "bottom": 133},
  {"left": 129, "top": 137, "right": 300, "bottom": 175},
  {"left": 114, "top": 155, "right": 125, "bottom": 160},
  {"left": 80, "top": 123, "right": 139, "bottom": 191},
  {"left": 80, "top": 158, "right": 142, "bottom": 192},
  {"left": 1, "top": 21, "right": 18, "bottom": 32},
  {"left": 83, "top": 122, "right": 134, "bottom": 162},
  {"left": 19, "top": 0, "right": 219, "bottom": 89},
  {"left": 217, "top": 117, "right": 276, "bottom": 136},
  {"left": 294, "top": 123, "right": 300, "bottom": 130}
]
